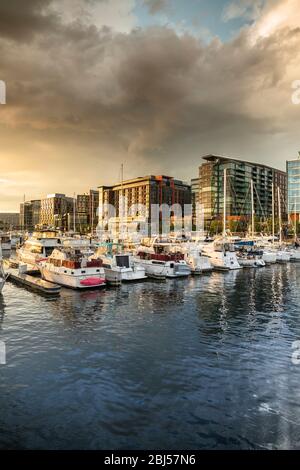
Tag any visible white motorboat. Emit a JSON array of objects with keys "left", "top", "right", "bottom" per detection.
[
  {"left": 133, "top": 255, "right": 167, "bottom": 280},
  {"left": 136, "top": 239, "right": 191, "bottom": 278},
  {"left": 237, "top": 253, "right": 266, "bottom": 268},
  {"left": 275, "top": 250, "right": 291, "bottom": 263},
  {"left": 103, "top": 254, "right": 147, "bottom": 282},
  {"left": 262, "top": 250, "right": 277, "bottom": 264},
  {"left": 16, "top": 231, "right": 62, "bottom": 270},
  {"left": 136, "top": 252, "right": 190, "bottom": 278},
  {"left": 93, "top": 246, "right": 147, "bottom": 283},
  {"left": 39, "top": 248, "right": 106, "bottom": 289},
  {"left": 200, "top": 239, "right": 241, "bottom": 271},
  {"left": 179, "top": 243, "right": 213, "bottom": 274}
]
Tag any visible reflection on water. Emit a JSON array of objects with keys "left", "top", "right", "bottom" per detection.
[{"left": 1, "top": 264, "right": 300, "bottom": 449}]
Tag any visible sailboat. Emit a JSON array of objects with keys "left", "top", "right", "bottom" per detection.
[
  {"left": 0, "top": 242, "right": 8, "bottom": 293},
  {"left": 201, "top": 169, "right": 241, "bottom": 270}
]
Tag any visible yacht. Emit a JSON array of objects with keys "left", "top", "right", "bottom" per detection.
[
  {"left": 179, "top": 242, "right": 213, "bottom": 274},
  {"left": 236, "top": 250, "right": 266, "bottom": 268},
  {"left": 93, "top": 242, "right": 147, "bottom": 283},
  {"left": 16, "top": 231, "right": 62, "bottom": 270},
  {"left": 200, "top": 239, "right": 241, "bottom": 271},
  {"left": 135, "top": 249, "right": 190, "bottom": 278},
  {"left": 135, "top": 239, "right": 191, "bottom": 278},
  {"left": 95, "top": 250, "right": 147, "bottom": 283},
  {"left": 39, "top": 248, "right": 106, "bottom": 289},
  {"left": 275, "top": 250, "right": 291, "bottom": 263},
  {"left": 261, "top": 250, "right": 277, "bottom": 264}
]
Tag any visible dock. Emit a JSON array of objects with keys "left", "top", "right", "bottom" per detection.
[{"left": 6, "top": 267, "right": 61, "bottom": 296}]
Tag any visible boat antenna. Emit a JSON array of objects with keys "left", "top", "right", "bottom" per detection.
[
  {"left": 73, "top": 193, "right": 76, "bottom": 233},
  {"left": 120, "top": 163, "right": 124, "bottom": 241}
]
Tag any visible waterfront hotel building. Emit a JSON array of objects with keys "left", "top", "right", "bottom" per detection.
[
  {"left": 98, "top": 175, "right": 191, "bottom": 237},
  {"left": 39, "top": 194, "right": 75, "bottom": 231},
  {"left": 287, "top": 155, "right": 300, "bottom": 223},
  {"left": 194, "top": 155, "right": 287, "bottom": 230}
]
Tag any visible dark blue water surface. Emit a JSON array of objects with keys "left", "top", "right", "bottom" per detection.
[{"left": 1, "top": 264, "right": 300, "bottom": 450}]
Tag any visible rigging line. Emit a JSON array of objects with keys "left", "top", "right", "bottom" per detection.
[
  {"left": 228, "top": 176, "right": 250, "bottom": 216},
  {"left": 253, "top": 183, "right": 267, "bottom": 220},
  {"left": 229, "top": 178, "right": 251, "bottom": 231},
  {"left": 280, "top": 187, "right": 288, "bottom": 213}
]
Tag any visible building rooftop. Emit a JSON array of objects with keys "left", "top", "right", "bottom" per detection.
[
  {"left": 201, "top": 154, "right": 286, "bottom": 174},
  {"left": 98, "top": 175, "right": 190, "bottom": 189},
  {"left": 46, "top": 193, "right": 66, "bottom": 199}
]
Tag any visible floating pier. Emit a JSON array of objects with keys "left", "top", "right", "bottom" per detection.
[{"left": 6, "top": 267, "right": 61, "bottom": 296}]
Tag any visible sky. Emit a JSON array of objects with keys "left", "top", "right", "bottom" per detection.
[{"left": 0, "top": 0, "right": 300, "bottom": 211}]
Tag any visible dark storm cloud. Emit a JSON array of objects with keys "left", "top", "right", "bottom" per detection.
[
  {"left": 4, "top": 22, "right": 296, "bottom": 152},
  {"left": 0, "top": 0, "right": 58, "bottom": 41}
]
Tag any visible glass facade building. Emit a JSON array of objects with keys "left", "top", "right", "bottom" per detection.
[
  {"left": 287, "top": 158, "right": 300, "bottom": 222},
  {"left": 198, "top": 155, "right": 287, "bottom": 229}
]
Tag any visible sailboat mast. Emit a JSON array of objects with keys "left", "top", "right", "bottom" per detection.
[
  {"left": 120, "top": 164, "right": 124, "bottom": 240},
  {"left": 272, "top": 182, "right": 275, "bottom": 245},
  {"left": 294, "top": 194, "right": 297, "bottom": 239},
  {"left": 73, "top": 193, "right": 76, "bottom": 233},
  {"left": 223, "top": 168, "right": 227, "bottom": 237},
  {"left": 278, "top": 186, "right": 282, "bottom": 245},
  {"left": 251, "top": 179, "right": 254, "bottom": 239},
  {"left": 91, "top": 192, "right": 94, "bottom": 236},
  {"left": 22, "top": 194, "right": 25, "bottom": 232}
]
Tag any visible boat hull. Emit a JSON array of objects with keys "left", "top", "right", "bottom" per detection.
[
  {"left": 40, "top": 267, "right": 106, "bottom": 289},
  {"left": 121, "top": 271, "right": 148, "bottom": 282},
  {"left": 187, "top": 257, "right": 213, "bottom": 274},
  {"left": 103, "top": 268, "right": 122, "bottom": 286},
  {"left": 276, "top": 252, "right": 291, "bottom": 263},
  {"left": 209, "top": 254, "right": 241, "bottom": 271},
  {"left": 262, "top": 252, "right": 277, "bottom": 264},
  {"left": 134, "top": 259, "right": 167, "bottom": 279},
  {"left": 238, "top": 258, "right": 266, "bottom": 268}
]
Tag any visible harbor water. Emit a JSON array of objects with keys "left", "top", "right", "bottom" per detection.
[{"left": 1, "top": 264, "right": 300, "bottom": 449}]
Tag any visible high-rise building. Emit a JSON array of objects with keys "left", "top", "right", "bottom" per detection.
[
  {"left": 98, "top": 175, "right": 191, "bottom": 237},
  {"left": 40, "top": 194, "right": 74, "bottom": 231},
  {"left": 191, "top": 177, "right": 200, "bottom": 230},
  {"left": 197, "top": 155, "right": 287, "bottom": 231},
  {"left": 19, "top": 200, "right": 41, "bottom": 231},
  {"left": 0, "top": 212, "right": 20, "bottom": 230},
  {"left": 287, "top": 154, "right": 300, "bottom": 223},
  {"left": 76, "top": 190, "right": 99, "bottom": 233}
]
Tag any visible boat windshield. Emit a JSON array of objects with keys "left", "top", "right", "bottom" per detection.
[
  {"left": 45, "top": 247, "right": 54, "bottom": 256},
  {"left": 115, "top": 255, "right": 130, "bottom": 268}
]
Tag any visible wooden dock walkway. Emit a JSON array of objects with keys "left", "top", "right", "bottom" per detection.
[{"left": 6, "top": 267, "right": 61, "bottom": 296}]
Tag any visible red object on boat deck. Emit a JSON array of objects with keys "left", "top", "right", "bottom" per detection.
[{"left": 80, "top": 277, "right": 105, "bottom": 287}]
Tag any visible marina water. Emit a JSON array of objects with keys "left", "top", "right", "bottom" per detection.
[{"left": 1, "top": 264, "right": 300, "bottom": 449}]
